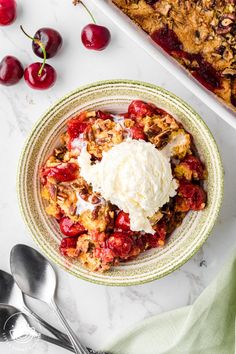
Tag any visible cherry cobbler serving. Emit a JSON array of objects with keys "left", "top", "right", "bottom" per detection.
[
  {"left": 40, "top": 100, "right": 207, "bottom": 272},
  {"left": 112, "top": 0, "right": 236, "bottom": 111}
]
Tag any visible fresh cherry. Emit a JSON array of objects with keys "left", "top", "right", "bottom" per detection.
[
  {"left": 59, "top": 217, "right": 85, "bottom": 237},
  {"left": 24, "top": 62, "right": 57, "bottom": 90},
  {"left": 0, "top": 0, "right": 16, "bottom": 26},
  {"left": 81, "top": 24, "right": 111, "bottom": 51},
  {"left": 74, "top": 1, "right": 111, "bottom": 51},
  {"left": 21, "top": 26, "right": 57, "bottom": 90},
  {"left": 0, "top": 55, "right": 23, "bottom": 86},
  {"left": 32, "top": 27, "right": 63, "bottom": 59}
]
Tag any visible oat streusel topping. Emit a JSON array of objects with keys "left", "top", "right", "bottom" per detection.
[{"left": 112, "top": 0, "right": 236, "bottom": 110}]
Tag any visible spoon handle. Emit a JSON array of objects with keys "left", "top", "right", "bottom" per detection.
[
  {"left": 40, "top": 333, "right": 74, "bottom": 352},
  {"left": 51, "top": 299, "right": 90, "bottom": 354},
  {"left": 25, "top": 306, "right": 105, "bottom": 354},
  {"left": 40, "top": 334, "right": 108, "bottom": 354},
  {"left": 24, "top": 305, "right": 71, "bottom": 345}
]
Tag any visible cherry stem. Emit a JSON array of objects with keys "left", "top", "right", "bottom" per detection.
[
  {"left": 20, "top": 25, "right": 47, "bottom": 77},
  {"left": 79, "top": 1, "right": 96, "bottom": 24}
]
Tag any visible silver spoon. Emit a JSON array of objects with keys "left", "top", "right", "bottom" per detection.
[
  {"left": 0, "top": 304, "right": 74, "bottom": 351},
  {"left": 10, "top": 244, "right": 90, "bottom": 354},
  {"left": 0, "top": 270, "right": 105, "bottom": 354},
  {"left": 0, "top": 269, "right": 71, "bottom": 345}
]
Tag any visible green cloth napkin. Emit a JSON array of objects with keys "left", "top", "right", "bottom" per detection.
[{"left": 104, "top": 252, "right": 236, "bottom": 354}]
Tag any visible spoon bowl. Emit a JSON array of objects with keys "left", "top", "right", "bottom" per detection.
[
  {"left": 0, "top": 269, "right": 74, "bottom": 345},
  {"left": 0, "top": 270, "right": 25, "bottom": 310},
  {"left": 0, "top": 304, "right": 76, "bottom": 352},
  {"left": 10, "top": 244, "right": 56, "bottom": 304},
  {"left": 0, "top": 304, "right": 38, "bottom": 343},
  {"left": 10, "top": 244, "right": 90, "bottom": 354}
]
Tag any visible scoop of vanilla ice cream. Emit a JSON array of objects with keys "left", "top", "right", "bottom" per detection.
[{"left": 78, "top": 140, "right": 177, "bottom": 234}]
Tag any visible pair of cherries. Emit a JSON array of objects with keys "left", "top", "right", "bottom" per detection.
[
  {"left": 0, "top": 0, "right": 62, "bottom": 89},
  {"left": 0, "top": 26, "right": 62, "bottom": 89},
  {"left": 0, "top": 0, "right": 111, "bottom": 89}
]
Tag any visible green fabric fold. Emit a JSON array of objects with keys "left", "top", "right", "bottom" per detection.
[{"left": 104, "top": 252, "right": 236, "bottom": 354}]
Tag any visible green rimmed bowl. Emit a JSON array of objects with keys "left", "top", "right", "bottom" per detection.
[{"left": 17, "top": 80, "right": 224, "bottom": 286}]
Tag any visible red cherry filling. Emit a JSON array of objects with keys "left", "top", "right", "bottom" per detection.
[
  {"left": 151, "top": 26, "right": 221, "bottom": 92},
  {"left": 115, "top": 211, "right": 131, "bottom": 231},
  {"left": 231, "top": 94, "right": 236, "bottom": 107},
  {"left": 0, "top": 0, "right": 16, "bottom": 26},
  {"left": 60, "top": 237, "right": 78, "bottom": 257},
  {"left": 43, "top": 162, "right": 78, "bottom": 182},
  {"left": 93, "top": 247, "right": 115, "bottom": 264},
  {"left": 178, "top": 181, "right": 206, "bottom": 211},
  {"left": 107, "top": 232, "right": 133, "bottom": 258},
  {"left": 192, "top": 60, "right": 221, "bottom": 91},
  {"left": 128, "top": 100, "right": 155, "bottom": 118},
  {"left": 175, "top": 155, "right": 205, "bottom": 180},
  {"left": 59, "top": 217, "right": 86, "bottom": 237},
  {"left": 67, "top": 114, "right": 89, "bottom": 140},
  {"left": 147, "top": 221, "right": 167, "bottom": 248},
  {"left": 145, "top": 0, "right": 158, "bottom": 4},
  {"left": 96, "top": 110, "right": 113, "bottom": 120},
  {"left": 183, "top": 155, "right": 205, "bottom": 179},
  {"left": 180, "top": 52, "right": 221, "bottom": 91},
  {"left": 130, "top": 125, "right": 147, "bottom": 140},
  {"left": 151, "top": 25, "right": 183, "bottom": 54}
]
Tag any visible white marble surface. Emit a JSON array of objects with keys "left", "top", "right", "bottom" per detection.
[{"left": 0, "top": 0, "right": 236, "bottom": 353}]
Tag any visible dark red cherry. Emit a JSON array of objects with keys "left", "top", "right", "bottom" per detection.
[
  {"left": 43, "top": 162, "right": 78, "bottom": 182},
  {"left": 151, "top": 25, "right": 183, "bottom": 54},
  {"left": 178, "top": 180, "right": 206, "bottom": 211},
  {"left": 32, "top": 28, "right": 63, "bottom": 59},
  {"left": 231, "top": 94, "right": 236, "bottom": 107},
  {"left": 59, "top": 217, "right": 85, "bottom": 237},
  {"left": 145, "top": 0, "right": 158, "bottom": 4},
  {"left": 107, "top": 232, "right": 133, "bottom": 258},
  {"left": 81, "top": 24, "right": 111, "bottom": 51},
  {"left": 128, "top": 100, "right": 155, "bottom": 118},
  {"left": 24, "top": 62, "right": 57, "bottom": 90},
  {"left": 67, "top": 117, "right": 89, "bottom": 139},
  {"left": 192, "top": 60, "right": 221, "bottom": 91},
  {"left": 59, "top": 237, "right": 78, "bottom": 257},
  {"left": 0, "top": 55, "right": 23, "bottom": 86},
  {"left": 130, "top": 125, "right": 147, "bottom": 140},
  {"left": 0, "top": 0, "right": 16, "bottom": 26},
  {"left": 96, "top": 110, "right": 113, "bottom": 120}
]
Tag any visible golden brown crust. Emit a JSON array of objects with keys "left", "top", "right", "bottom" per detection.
[{"left": 112, "top": 0, "right": 236, "bottom": 110}]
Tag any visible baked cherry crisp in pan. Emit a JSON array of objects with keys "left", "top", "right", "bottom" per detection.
[
  {"left": 41, "top": 100, "right": 207, "bottom": 272},
  {"left": 112, "top": 0, "right": 236, "bottom": 111}
]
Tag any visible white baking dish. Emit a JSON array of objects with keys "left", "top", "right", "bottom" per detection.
[{"left": 91, "top": 0, "right": 236, "bottom": 130}]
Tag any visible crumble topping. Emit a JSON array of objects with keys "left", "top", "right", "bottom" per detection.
[
  {"left": 41, "top": 101, "right": 207, "bottom": 272},
  {"left": 112, "top": 0, "right": 236, "bottom": 110}
]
